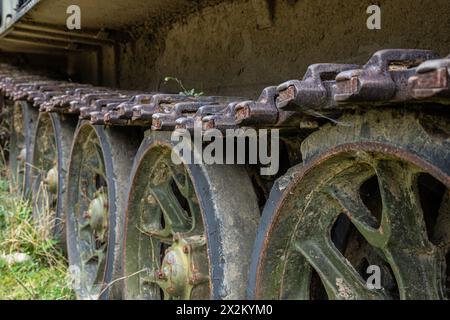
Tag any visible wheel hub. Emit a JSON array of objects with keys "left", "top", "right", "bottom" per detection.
[
  {"left": 84, "top": 191, "right": 108, "bottom": 242},
  {"left": 67, "top": 125, "right": 115, "bottom": 299},
  {"left": 155, "top": 234, "right": 208, "bottom": 299},
  {"left": 44, "top": 166, "right": 58, "bottom": 194}
]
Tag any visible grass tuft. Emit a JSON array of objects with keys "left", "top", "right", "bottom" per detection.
[{"left": 0, "top": 148, "right": 74, "bottom": 300}]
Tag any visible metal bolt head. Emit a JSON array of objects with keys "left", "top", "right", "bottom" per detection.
[
  {"left": 166, "top": 287, "right": 175, "bottom": 294},
  {"left": 147, "top": 194, "right": 156, "bottom": 204},
  {"left": 83, "top": 210, "right": 91, "bottom": 219}
]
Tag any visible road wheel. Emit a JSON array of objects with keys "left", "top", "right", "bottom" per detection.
[
  {"left": 249, "top": 109, "right": 450, "bottom": 300},
  {"left": 66, "top": 122, "right": 140, "bottom": 299},
  {"left": 31, "top": 112, "right": 76, "bottom": 248},
  {"left": 123, "top": 131, "right": 260, "bottom": 300},
  {"left": 9, "top": 101, "right": 38, "bottom": 196}
]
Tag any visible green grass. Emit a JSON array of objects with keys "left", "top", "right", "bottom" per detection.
[{"left": 0, "top": 159, "right": 75, "bottom": 300}]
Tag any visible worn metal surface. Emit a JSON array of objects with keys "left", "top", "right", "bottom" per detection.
[
  {"left": 123, "top": 139, "right": 210, "bottom": 299},
  {"left": 31, "top": 112, "right": 76, "bottom": 250},
  {"left": 409, "top": 55, "right": 450, "bottom": 102},
  {"left": 8, "top": 99, "right": 39, "bottom": 197},
  {"left": 249, "top": 110, "right": 450, "bottom": 300},
  {"left": 65, "top": 122, "right": 140, "bottom": 299},
  {"left": 123, "top": 131, "right": 260, "bottom": 300},
  {"left": 335, "top": 49, "right": 439, "bottom": 103}
]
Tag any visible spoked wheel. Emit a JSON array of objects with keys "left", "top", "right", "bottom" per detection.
[
  {"left": 9, "top": 101, "right": 38, "bottom": 195},
  {"left": 249, "top": 109, "right": 450, "bottom": 300},
  {"left": 31, "top": 112, "right": 76, "bottom": 246},
  {"left": 123, "top": 131, "right": 260, "bottom": 300},
  {"left": 66, "top": 122, "right": 139, "bottom": 300}
]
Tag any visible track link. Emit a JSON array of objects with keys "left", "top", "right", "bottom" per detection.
[{"left": 0, "top": 49, "right": 449, "bottom": 135}]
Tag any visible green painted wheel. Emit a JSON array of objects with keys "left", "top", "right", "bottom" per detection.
[
  {"left": 123, "top": 131, "right": 260, "bottom": 300},
  {"left": 31, "top": 112, "right": 76, "bottom": 248},
  {"left": 249, "top": 109, "right": 450, "bottom": 300},
  {"left": 9, "top": 100, "right": 39, "bottom": 196},
  {"left": 66, "top": 122, "right": 139, "bottom": 299}
]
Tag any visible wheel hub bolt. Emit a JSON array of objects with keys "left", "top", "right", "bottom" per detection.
[
  {"left": 157, "top": 270, "right": 166, "bottom": 280},
  {"left": 156, "top": 235, "right": 207, "bottom": 299}
]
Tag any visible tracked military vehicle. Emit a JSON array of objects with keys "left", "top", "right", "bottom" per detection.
[{"left": 0, "top": 0, "right": 449, "bottom": 300}]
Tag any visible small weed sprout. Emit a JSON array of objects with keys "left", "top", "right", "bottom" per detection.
[{"left": 164, "top": 76, "right": 204, "bottom": 97}]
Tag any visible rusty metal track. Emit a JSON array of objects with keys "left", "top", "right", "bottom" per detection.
[{"left": 0, "top": 49, "right": 449, "bottom": 133}]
